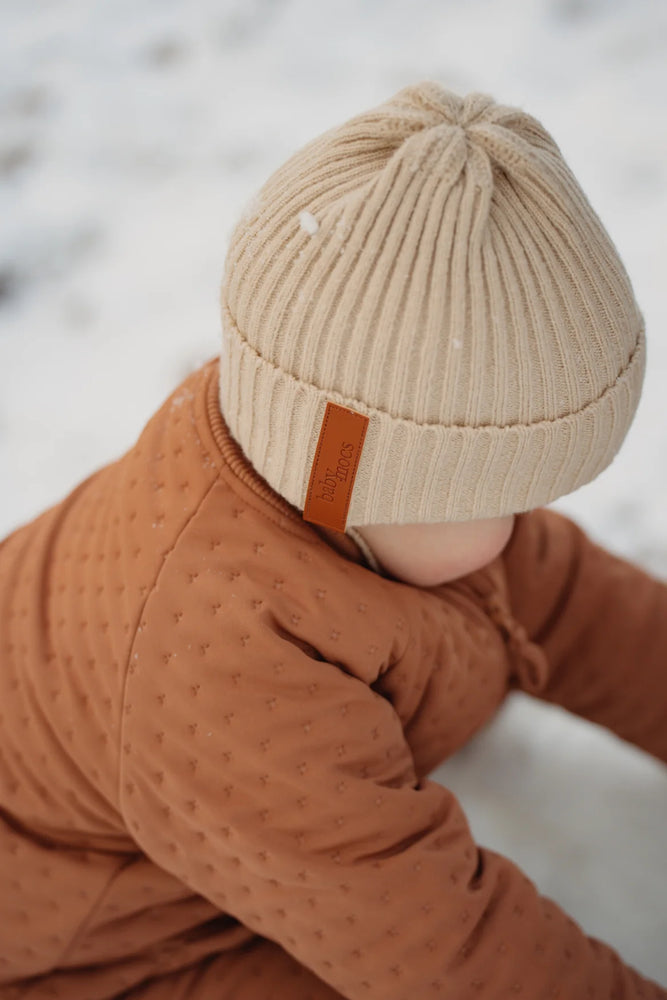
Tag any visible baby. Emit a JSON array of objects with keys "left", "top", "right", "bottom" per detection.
[{"left": 1, "top": 80, "right": 665, "bottom": 1000}]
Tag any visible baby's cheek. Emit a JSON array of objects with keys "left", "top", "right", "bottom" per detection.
[
  {"left": 497, "top": 514, "right": 516, "bottom": 553},
  {"left": 477, "top": 515, "right": 516, "bottom": 562}
]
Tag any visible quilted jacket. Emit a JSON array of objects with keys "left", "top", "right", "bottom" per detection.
[{"left": 1, "top": 356, "right": 665, "bottom": 1000}]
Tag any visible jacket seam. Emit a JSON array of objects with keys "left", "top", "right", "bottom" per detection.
[
  {"left": 115, "top": 470, "right": 224, "bottom": 820},
  {"left": 13, "top": 856, "right": 139, "bottom": 997}
]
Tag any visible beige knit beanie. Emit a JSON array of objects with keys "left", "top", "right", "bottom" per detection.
[{"left": 219, "top": 80, "right": 645, "bottom": 533}]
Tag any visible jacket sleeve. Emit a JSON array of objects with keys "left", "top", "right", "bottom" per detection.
[
  {"left": 118, "top": 528, "right": 666, "bottom": 1000},
  {"left": 501, "top": 507, "right": 667, "bottom": 767}
]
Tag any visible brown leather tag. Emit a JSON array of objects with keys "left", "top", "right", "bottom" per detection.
[{"left": 303, "top": 401, "right": 369, "bottom": 533}]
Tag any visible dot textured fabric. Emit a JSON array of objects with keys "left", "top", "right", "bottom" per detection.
[
  {"left": 219, "top": 79, "right": 646, "bottom": 528},
  {"left": 0, "top": 358, "right": 665, "bottom": 1000}
]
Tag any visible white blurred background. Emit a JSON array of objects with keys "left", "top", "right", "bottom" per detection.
[{"left": 1, "top": 0, "right": 665, "bottom": 985}]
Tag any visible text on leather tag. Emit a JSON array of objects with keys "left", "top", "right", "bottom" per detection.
[{"left": 302, "top": 401, "right": 369, "bottom": 533}]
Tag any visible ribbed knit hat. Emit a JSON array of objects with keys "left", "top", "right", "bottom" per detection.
[{"left": 219, "top": 79, "right": 645, "bottom": 532}]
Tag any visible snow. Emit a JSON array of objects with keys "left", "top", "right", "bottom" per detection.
[
  {"left": 1, "top": 0, "right": 665, "bottom": 983},
  {"left": 299, "top": 209, "right": 319, "bottom": 235}
]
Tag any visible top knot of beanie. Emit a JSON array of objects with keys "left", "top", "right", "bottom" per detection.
[{"left": 218, "top": 79, "right": 645, "bottom": 529}]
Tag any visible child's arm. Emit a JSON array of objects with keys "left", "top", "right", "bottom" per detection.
[
  {"left": 120, "top": 525, "right": 667, "bottom": 1000},
  {"left": 500, "top": 506, "right": 667, "bottom": 766}
]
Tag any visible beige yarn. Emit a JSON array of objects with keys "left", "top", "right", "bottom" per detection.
[{"left": 219, "top": 80, "right": 645, "bottom": 528}]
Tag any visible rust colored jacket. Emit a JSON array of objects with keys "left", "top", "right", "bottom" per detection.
[{"left": 1, "top": 357, "right": 665, "bottom": 1000}]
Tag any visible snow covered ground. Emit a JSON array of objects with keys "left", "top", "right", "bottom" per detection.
[{"left": 1, "top": 0, "right": 665, "bottom": 985}]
